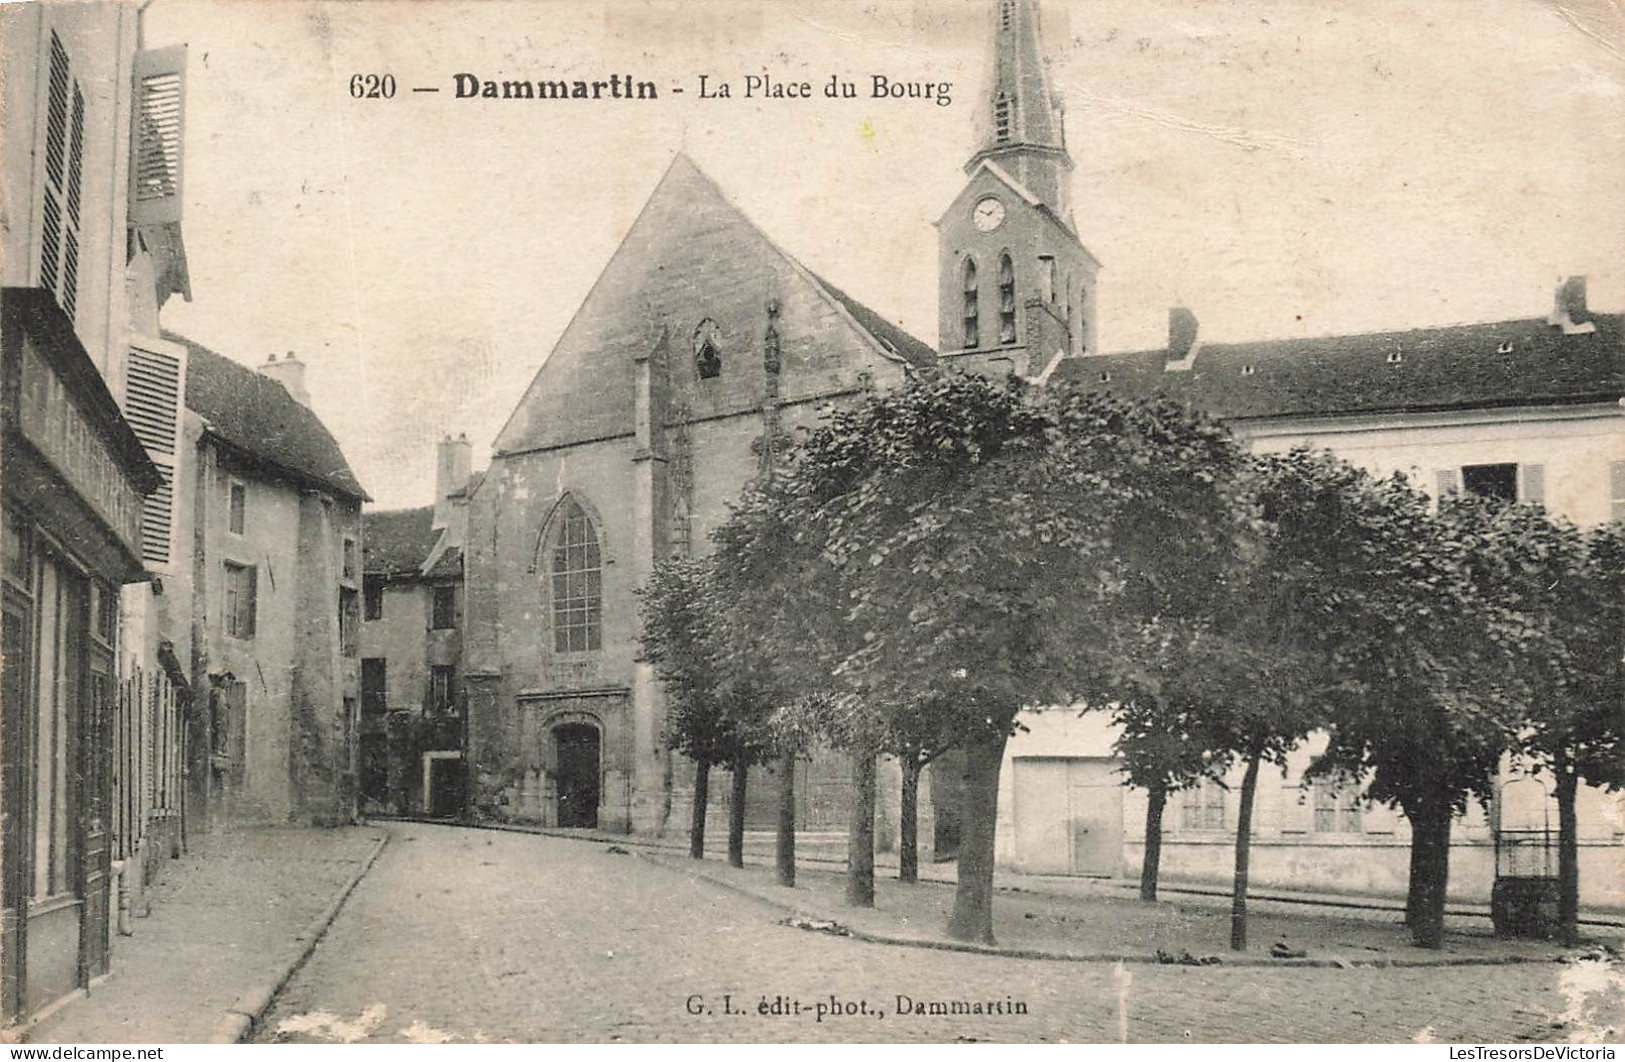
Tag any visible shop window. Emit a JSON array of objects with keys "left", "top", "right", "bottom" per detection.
[
  {"left": 224, "top": 562, "right": 256, "bottom": 639},
  {"left": 431, "top": 584, "right": 456, "bottom": 630},
  {"left": 33, "top": 555, "right": 84, "bottom": 899}
]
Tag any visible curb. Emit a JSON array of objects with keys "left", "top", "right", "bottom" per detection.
[
  {"left": 633, "top": 849, "right": 1571, "bottom": 971},
  {"left": 377, "top": 815, "right": 1625, "bottom": 929},
  {"left": 206, "top": 828, "right": 391, "bottom": 1044}
]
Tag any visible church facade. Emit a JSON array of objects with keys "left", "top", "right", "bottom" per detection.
[{"left": 461, "top": 156, "right": 933, "bottom": 834}]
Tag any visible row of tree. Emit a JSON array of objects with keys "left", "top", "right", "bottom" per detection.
[{"left": 639, "top": 371, "right": 1624, "bottom": 949}]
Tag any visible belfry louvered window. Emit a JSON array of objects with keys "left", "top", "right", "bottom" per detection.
[
  {"left": 998, "top": 254, "right": 1017, "bottom": 344},
  {"left": 961, "top": 257, "right": 979, "bottom": 349},
  {"left": 994, "top": 92, "right": 1013, "bottom": 143},
  {"left": 39, "top": 31, "right": 86, "bottom": 321},
  {"left": 125, "top": 344, "right": 185, "bottom": 567}
]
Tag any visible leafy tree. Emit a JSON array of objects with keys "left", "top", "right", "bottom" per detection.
[
  {"left": 770, "top": 373, "right": 1250, "bottom": 943},
  {"left": 1452, "top": 499, "right": 1625, "bottom": 944},
  {"left": 1305, "top": 467, "right": 1524, "bottom": 948},
  {"left": 638, "top": 556, "right": 771, "bottom": 866}
]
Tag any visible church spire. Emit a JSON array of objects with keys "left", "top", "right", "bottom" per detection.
[{"left": 967, "top": 0, "right": 1073, "bottom": 221}]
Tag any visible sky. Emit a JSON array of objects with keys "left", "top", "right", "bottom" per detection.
[{"left": 145, "top": 0, "right": 1625, "bottom": 509}]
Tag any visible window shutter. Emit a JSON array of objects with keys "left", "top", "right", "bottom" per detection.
[
  {"left": 129, "top": 46, "right": 187, "bottom": 228},
  {"left": 125, "top": 342, "right": 185, "bottom": 567},
  {"left": 1612, "top": 461, "right": 1625, "bottom": 523},
  {"left": 1434, "top": 468, "right": 1461, "bottom": 501},
  {"left": 1519, "top": 463, "right": 1545, "bottom": 506}
]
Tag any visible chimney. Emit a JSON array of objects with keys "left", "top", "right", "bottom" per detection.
[
  {"left": 1166, "top": 307, "right": 1201, "bottom": 370},
  {"left": 433, "top": 433, "right": 472, "bottom": 530},
  {"left": 1547, "top": 276, "right": 1596, "bottom": 335},
  {"left": 260, "top": 351, "right": 311, "bottom": 406}
]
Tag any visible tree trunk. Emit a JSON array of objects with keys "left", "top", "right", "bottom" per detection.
[
  {"left": 1404, "top": 825, "right": 1424, "bottom": 927},
  {"left": 947, "top": 730, "right": 1009, "bottom": 944},
  {"left": 1141, "top": 783, "right": 1168, "bottom": 902},
  {"left": 690, "top": 760, "right": 710, "bottom": 859},
  {"left": 1407, "top": 800, "right": 1452, "bottom": 949},
  {"left": 776, "top": 750, "right": 797, "bottom": 888},
  {"left": 899, "top": 756, "right": 921, "bottom": 884},
  {"left": 1555, "top": 758, "right": 1580, "bottom": 947},
  {"left": 846, "top": 743, "right": 877, "bottom": 907},
  {"left": 728, "top": 760, "right": 748, "bottom": 869},
  {"left": 1229, "top": 747, "right": 1263, "bottom": 951}
]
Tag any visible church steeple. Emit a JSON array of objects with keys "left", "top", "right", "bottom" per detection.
[{"left": 967, "top": 0, "right": 1073, "bottom": 222}]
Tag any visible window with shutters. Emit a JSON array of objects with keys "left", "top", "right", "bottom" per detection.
[
  {"left": 339, "top": 588, "right": 359, "bottom": 657},
  {"left": 224, "top": 562, "right": 256, "bottom": 639},
  {"left": 1180, "top": 778, "right": 1226, "bottom": 831},
  {"left": 961, "top": 257, "right": 979, "bottom": 349},
  {"left": 998, "top": 254, "right": 1016, "bottom": 344},
  {"left": 363, "top": 577, "right": 384, "bottom": 621},
  {"left": 1461, "top": 463, "right": 1517, "bottom": 504},
  {"left": 1612, "top": 461, "right": 1625, "bottom": 524},
  {"left": 125, "top": 344, "right": 184, "bottom": 567},
  {"left": 342, "top": 537, "right": 358, "bottom": 583},
  {"left": 129, "top": 45, "right": 190, "bottom": 306},
  {"left": 1312, "top": 780, "right": 1363, "bottom": 833},
  {"left": 39, "top": 31, "right": 86, "bottom": 322}
]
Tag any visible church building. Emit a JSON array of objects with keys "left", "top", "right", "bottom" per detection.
[{"left": 461, "top": 154, "right": 934, "bottom": 834}]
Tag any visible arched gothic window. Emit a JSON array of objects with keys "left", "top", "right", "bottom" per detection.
[
  {"left": 994, "top": 92, "right": 1013, "bottom": 143},
  {"left": 961, "top": 257, "right": 980, "bottom": 349},
  {"left": 695, "top": 318, "right": 722, "bottom": 380},
  {"left": 549, "top": 497, "right": 602, "bottom": 652},
  {"left": 998, "top": 253, "right": 1017, "bottom": 344}
]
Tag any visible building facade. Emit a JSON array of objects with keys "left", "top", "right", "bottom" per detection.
[
  {"left": 150, "top": 338, "right": 369, "bottom": 830},
  {"left": 932, "top": 3, "right": 1625, "bottom": 907},
  {"left": 463, "top": 155, "right": 933, "bottom": 835},
  {"left": 359, "top": 436, "right": 474, "bottom": 818},
  {"left": 1, "top": 1, "right": 181, "bottom": 1026}
]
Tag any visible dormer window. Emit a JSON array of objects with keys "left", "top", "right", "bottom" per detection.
[
  {"left": 695, "top": 318, "right": 722, "bottom": 380},
  {"left": 962, "top": 257, "right": 980, "bottom": 349},
  {"left": 998, "top": 254, "right": 1017, "bottom": 344}
]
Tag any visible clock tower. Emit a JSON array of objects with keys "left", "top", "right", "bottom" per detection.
[{"left": 937, "top": 0, "right": 1100, "bottom": 379}]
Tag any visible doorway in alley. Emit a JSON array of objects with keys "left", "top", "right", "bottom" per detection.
[{"left": 554, "top": 724, "right": 600, "bottom": 828}]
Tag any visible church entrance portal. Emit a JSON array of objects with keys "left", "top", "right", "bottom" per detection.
[{"left": 554, "top": 724, "right": 600, "bottom": 828}]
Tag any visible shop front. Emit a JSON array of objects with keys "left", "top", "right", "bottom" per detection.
[{"left": 1, "top": 289, "right": 158, "bottom": 1028}]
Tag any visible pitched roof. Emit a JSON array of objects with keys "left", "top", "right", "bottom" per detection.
[
  {"left": 362, "top": 506, "right": 437, "bottom": 578},
  {"left": 810, "top": 275, "right": 937, "bottom": 372},
  {"left": 167, "top": 332, "right": 368, "bottom": 500},
  {"left": 1049, "top": 313, "right": 1625, "bottom": 420},
  {"left": 492, "top": 154, "right": 936, "bottom": 455}
]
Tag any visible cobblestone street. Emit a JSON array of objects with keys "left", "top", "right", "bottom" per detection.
[{"left": 256, "top": 823, "right": 1618, "bottom": 1044}]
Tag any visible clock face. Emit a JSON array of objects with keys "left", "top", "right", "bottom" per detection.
[{"left": 972, "top": 196, "right": 1006, "bottom": 232}]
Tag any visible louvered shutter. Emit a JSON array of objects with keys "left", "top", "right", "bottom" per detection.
[
  {"left": 125, "top": 342, "right": 186, "bottom": 568},
  {"left": 38, "top": 31, "right": 84, "bottom": 320},
  {"left": 1519, "top": 464, "right": 1545, "bottom": 506},
  {"left": 1612, "top": 461, "right": 1625, "bottom": 524},
  {"left": 129, "top": 46, "right": 187, "bottom": 227},
  {"left": 1434, "top": 468, "right": 1461, "bottom": 501}
]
